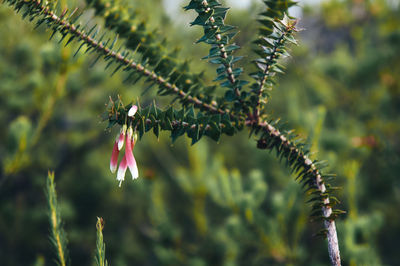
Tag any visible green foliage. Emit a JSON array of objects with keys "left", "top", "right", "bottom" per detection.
[
  {"left": 86, "top": 0, "right": 218, "bottom": 108},
  {"left": 2, "top": 0, "right": 399, "bottom": 265},
  {"left": 1, "top": 0, "right": 344, "bottom": 263},
  {"left": 269, "top": 1, "right": 400, "bottom": 264},
  {"left": 257, "top": 0, "right": 297, "bottom": 36},
  {"left": 250, "top": 0, "right": 297, "bottom": 117},
  {"left": 185, "top": 0, "right": 248, "bottom": 113},
  {"left": 250, "top": 15, "right": 297, "bottom": 116},
  {"left": 147, "top": 142, "right": 310, "bottom": 265},
  {"left": 2, "top": 0, "right": 222, "bottom": 116},
  {"left": 47, "top": 172, "right": 110, "bottom": 266},
  {"left": 106, "top": 98, "right": 236, "bottom": 144}
]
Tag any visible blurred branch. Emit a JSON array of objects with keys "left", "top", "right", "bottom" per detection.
[
  {"left": 46, "top": 171, "right": 70, "bottom": 266},
  {"left": 95, "top": 217, "right": 108, "bottom": 266}
]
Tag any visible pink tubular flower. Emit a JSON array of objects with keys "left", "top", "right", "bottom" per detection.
[
  {"left": 128, "top": 105, "right": 138, "bottom": 117},
  {"left": 118, "top": 125, "right": 127, "bottom": 151},
  {"left": 117, "top": 155, "right": 128, "bottom": 187},
  {"left": 125, "top": 127, "right": 139, "bottom": 179},
  {"left": 111, "top": 123, "right": 139, "bottom": 186},
  {"left": 110, "top": 135, "right": 120, "bottom": 173}
]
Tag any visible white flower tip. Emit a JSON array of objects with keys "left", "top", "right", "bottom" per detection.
[
  {"left": 128, "top": 165, "right": 139, "bottom": 180},
  {"left": 117, "top": 165, "right": 127, "bottom": 184},
  {"left": 128, "top": 105, "right": 138, "bottom": 117},
  {"left": 118, "top": 180, "right": 123, "bottom": 187},
  {"left": 110, "top": 164, "right": 117, "bottom": 173},
  {"left": 117, "top": 172, "right": 125, "bottom": 182},
  {"left": 132, "top": 172, "right": 139, "bottom": 180}
]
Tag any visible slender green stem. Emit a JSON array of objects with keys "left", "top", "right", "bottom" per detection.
[
  {"left": 201, "top": 1, "right": 238, "bottom": 94},
  {"left": 46, "top": 171, "right": 69, "bottom": 266},
  {"left": 95, "top": 217, "right": 108, "bottom": 266},
  {"left": 253, "top": 22, "right": 296, "bottom": 120}
]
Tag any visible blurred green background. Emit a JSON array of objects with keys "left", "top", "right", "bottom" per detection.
[{"left": 0, "top": 0, "right": 399, "bottom": 265}]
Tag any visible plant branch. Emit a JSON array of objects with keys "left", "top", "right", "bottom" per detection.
[
  {"left": 185, "top": 0, "right": 248, "bottom": 112},
  {"left": 200, "top": 1, "right": 238, "bottom": 94},
  {"left": 107, "top": 100, "right": 236, "bottom": 144},
  {"left": 253, "top": 19, "right": 297, "bottom": 120},
  {"left": 248, "top": 119, "right": 342, "bottom": 266},
  {"left": 4, "top": 0, "right": 226, "bottom": 115},
  {"left": 86, "top": 0, "right": 220, "bottom": 109},
  {"left": 4, "top": 0, "right": 344, "bottom": 264}
]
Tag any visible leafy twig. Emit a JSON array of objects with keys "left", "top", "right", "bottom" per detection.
[
  {"left": 249, "top": 119, "right": 342, "bottom": 266},
  {"left": 95, "top": 217, "right": 108, "bottom": 266},
  {"left": 46, "top": 171, "right": 70, "bottom": 266}
]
